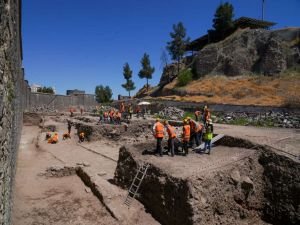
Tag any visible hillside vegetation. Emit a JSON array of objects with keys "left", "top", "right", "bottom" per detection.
[{"left": 154, "top": 71, "right": 300, "bottom": 107}]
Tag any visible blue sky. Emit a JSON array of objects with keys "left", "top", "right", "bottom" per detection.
[{"left": 22, "top": 0, "right": 300, "bottom": 97}]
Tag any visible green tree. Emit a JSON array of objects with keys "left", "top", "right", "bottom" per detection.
[
  {"left": 37, "top": 86, "right": 54, "bottom": 94},
  {"left": 121, "top": 63, "right": 136, "bottom": 97},
  {"left": 167, "top": 22, "right": 189, "bottom": 75},
  {"left": 95, "top": 85, "right": 113, "bottom": 103},
  {"left": 138, "top": 53, "right": 155, "bottom": 91},
  {"left": 212, "top": 2, "right": 234, "bottom": 39}
]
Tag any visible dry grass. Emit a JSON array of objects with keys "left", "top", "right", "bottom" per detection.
[{"left": 159, "top": 73, "right": 300, "bottom": 107}]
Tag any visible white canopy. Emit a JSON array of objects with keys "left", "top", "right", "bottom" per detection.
[{"left": 138, "top": 101, "right": 151, "bottom": 106}]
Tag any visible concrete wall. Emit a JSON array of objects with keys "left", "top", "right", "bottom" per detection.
[{"left": 0, "top": 0, "right": 23, "bottom": 224}]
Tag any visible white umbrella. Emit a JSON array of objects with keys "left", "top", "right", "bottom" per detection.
[{"left": 138, "top": 101, "right": 151, "bottom": 106}]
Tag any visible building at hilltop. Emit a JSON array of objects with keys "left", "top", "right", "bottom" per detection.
[
  {"left": 66, "top": 89, "right": 85, "bottom": 96},
  {"left": 186, "top": 17, "right": 276, "bottom": 53}
]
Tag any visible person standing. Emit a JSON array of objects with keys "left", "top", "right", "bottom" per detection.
[
  {"left": 204, "top": 119, "right": 214, "bottom": 154},
  {"left": 187, "top": 117, "right": 203, "bottom": 147},
  {"left": 67, "top": 121, "right": 72, "bottom": 134},
  {"left": 128, "top": 104, "right": 133, "bottom": 119},
  {"left": 153, "top": 118, "right": 164, "bottom": 157},
  {"left": 203, "top": 106, "right": 211, "bottom": 125},
  {"left": 182, "top": 119, "right": 191, "bottom": 156},
  {"left": 194, "top": 110, "right": 201, "bottom": 122},
  {"left": 164, "top": 120, "right": 176, "bottom": 157}
]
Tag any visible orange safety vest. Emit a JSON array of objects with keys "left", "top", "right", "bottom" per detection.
[
  {"left": 166, "top": 125, "right": 176, "bottom": 139},
  {"left": 155, "top": 122, "right": 164, "bottom": 138},
  {"left": 52, "top": 134, "right": 58, "bottom": 142},
  {"left": 110, "top": 111, "right": 114, "bottom": 117},
  {"left": 183, "top": 125, "right": 190, "bottom": 142},
  {"left": 190, "top": 120, "right": 202, "bottom": 133}
]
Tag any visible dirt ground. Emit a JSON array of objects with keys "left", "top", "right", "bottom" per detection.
[
  {"left": 12, "top": 126, "right": 119, "bottom": 225},
  {"left": 12, "top": 114, "right": 300, "bottom": 225}
]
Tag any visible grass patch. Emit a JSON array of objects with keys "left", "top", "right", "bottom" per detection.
[{"left": 177, "top": 69, "right": 193, "bottom": 87}]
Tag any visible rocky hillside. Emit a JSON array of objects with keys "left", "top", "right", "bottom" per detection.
[
  {"left": 193, "top": 27, "right": 300, "bottom": 77},
  {"left": 138, "top": 27, "right": 300, "bottom": 106}
]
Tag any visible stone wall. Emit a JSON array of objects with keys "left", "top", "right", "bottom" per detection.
[
  {"left": 28, "top": 92, "right": 97, "bottom": 112},
  {"left": 0, "top": 0, "right": 23, "bottom": 224}
]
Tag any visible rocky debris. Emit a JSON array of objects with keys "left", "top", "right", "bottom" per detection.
[
  {"left": 158, "top": 106, "right": 185, "bottom": 120},
  {"left": 193, "top": 28, "right": 300, "bottom": 77},
  {"left": 214, "top": 111, "right": 300, "bottom": 128},
  {"left": 31, "top": 104, "right": 57, "bottom": 113},
  {"left": 40, "top": 165, "right": 77, "bottom": 178}
]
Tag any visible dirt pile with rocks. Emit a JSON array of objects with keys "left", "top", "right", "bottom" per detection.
[
  {"left": 157, "top": 107, "right": 184, "bottom": 120},
  {"left": 214, "top": 111, "right": 300, "bottom": 128}
]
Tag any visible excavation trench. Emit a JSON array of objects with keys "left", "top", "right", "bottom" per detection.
[{"left": 114, "top": 136, "right": 300, "bottom": 225}]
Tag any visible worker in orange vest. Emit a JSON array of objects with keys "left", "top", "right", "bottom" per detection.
[
  {"left": 164, "top": 120, "right": 176, "bottom": 157},
  {"left": 109, "top": 110, "right": 115, "bottom": 123},
  {"left": 187, "top": 117, "right": 203, "bottom": 147},
  {"left": 203, "top": 107, "right": 211, "bottom": 125},
  {"left": 182, "top": 119, "right": 191, "bottom": 156},
  {"left": 48, "top": 133, "right": 59, "bottom": 144},
  {"left": 120, "top": 102, "right": 125, "bottom": 113},
  {"left": 116, "top": 111, "right": 122, "bottom": 124},
  {"left": 79, "top": 132, "right": 85, "bottom": 143},
  {"left": 153, "top": 118, "right": 164, "bottom": 157}
]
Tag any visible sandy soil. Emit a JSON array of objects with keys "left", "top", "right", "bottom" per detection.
[
  {"left": 12, "top": 126, "right": 118, "bottom": 225},
  {"left": 12, "top": 114, "right": 299, "bottom": 225}
]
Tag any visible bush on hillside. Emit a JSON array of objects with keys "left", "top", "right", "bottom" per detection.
[{"left": 177, "top": 69, "right": 193, "bottom": 87}]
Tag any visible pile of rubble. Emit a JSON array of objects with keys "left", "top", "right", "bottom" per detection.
[
  {"left": 158, "top": 107, "right": 184, "bottom": 120},
  {"left": 214, "top": 111, "right": 300, "bottom": 128},
  {"left": 31, "top": 105, "right": 56, "bottom": 113}
]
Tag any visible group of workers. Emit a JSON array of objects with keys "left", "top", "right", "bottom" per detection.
[
  {"left": 153, "top": 106, "right": 213, "bottom": 156},
  {"left": 45, "top": 121, "right": 85, "bottom": 144},
  {"left": 96, "top": 102, "right": 144, "bottom": 124}
]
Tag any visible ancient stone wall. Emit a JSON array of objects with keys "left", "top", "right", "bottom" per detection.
[
  {"left": 0, "top": 0, "right": 23, "bottom": 224},
  {"left": 28, "top": 92, "right": 97, "bottom": 112}
]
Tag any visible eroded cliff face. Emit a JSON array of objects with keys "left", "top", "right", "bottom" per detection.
[
  {"left": 0, "top": 0, "right": 23, "bottom": 224},
  {"left": 193, "top": 28, "right": 300, "bottom": 77}
]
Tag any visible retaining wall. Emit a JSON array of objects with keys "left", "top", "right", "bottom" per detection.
[{"left": 0, "top": 0, "right": 23, "bottom": 224}]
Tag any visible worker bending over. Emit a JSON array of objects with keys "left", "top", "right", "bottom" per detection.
[
  {"left": 79, "top": 132, "right": 85, "bottom": 143},
  {"left": 182, "top": 119, "right": 191, "bottom": 156},
  {"left": 48, "top": 133, "right": 59, "bottom": 144},
  {"left": 187, "top": 117, "right": 203, "bottom": 148},
  {"left": 164, "top": 120, "right": 176, "bottom": 157},
  {"left": 194, "top": 110, "right": 201, "bottom": 122},
  {"left": 153, "top": 118, "right": 164, "bottom": 157}
]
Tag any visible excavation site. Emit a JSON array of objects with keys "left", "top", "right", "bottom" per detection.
[
  {"left": 1, "top": 0, "right": 300, "bottom": 225},
  {"left": 11, "top": 111, "right": 300, "bottom": 225}
]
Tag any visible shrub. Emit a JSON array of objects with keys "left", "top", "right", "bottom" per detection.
[{"left": 177, "top": 69, "right": 193, "bottom": 87}]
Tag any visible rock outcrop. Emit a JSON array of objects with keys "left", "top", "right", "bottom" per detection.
[{"left": 193, "top": 28, "right": 300, "bottom": 77}]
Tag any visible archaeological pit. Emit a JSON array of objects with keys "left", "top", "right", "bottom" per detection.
[{"left": 39, "top": 113, "right": 299, "bottom": 225}]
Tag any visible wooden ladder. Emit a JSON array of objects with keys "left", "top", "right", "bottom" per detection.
[{"left": 124, "top": 163, "right": 149, "bottom": 207}]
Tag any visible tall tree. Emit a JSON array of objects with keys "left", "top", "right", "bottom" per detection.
[
  {"left": 167, "top": 22, "right": 189, "bottom": 75},
  {"left": 138, "top": 53, "right": 155, "bottom": 91},
  {"left": 95, "top": 85, "right": 113, "bottom": 103},
  {"left": 213, "top": 2, "right": 234, "bottom": 39},
  {"left": 121, "top": 63, "right": 136, "bottom": 97}
]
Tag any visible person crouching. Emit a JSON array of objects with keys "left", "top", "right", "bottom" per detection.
[{"left": 79, "top": 132, "right": 85, "bottom": 143}]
